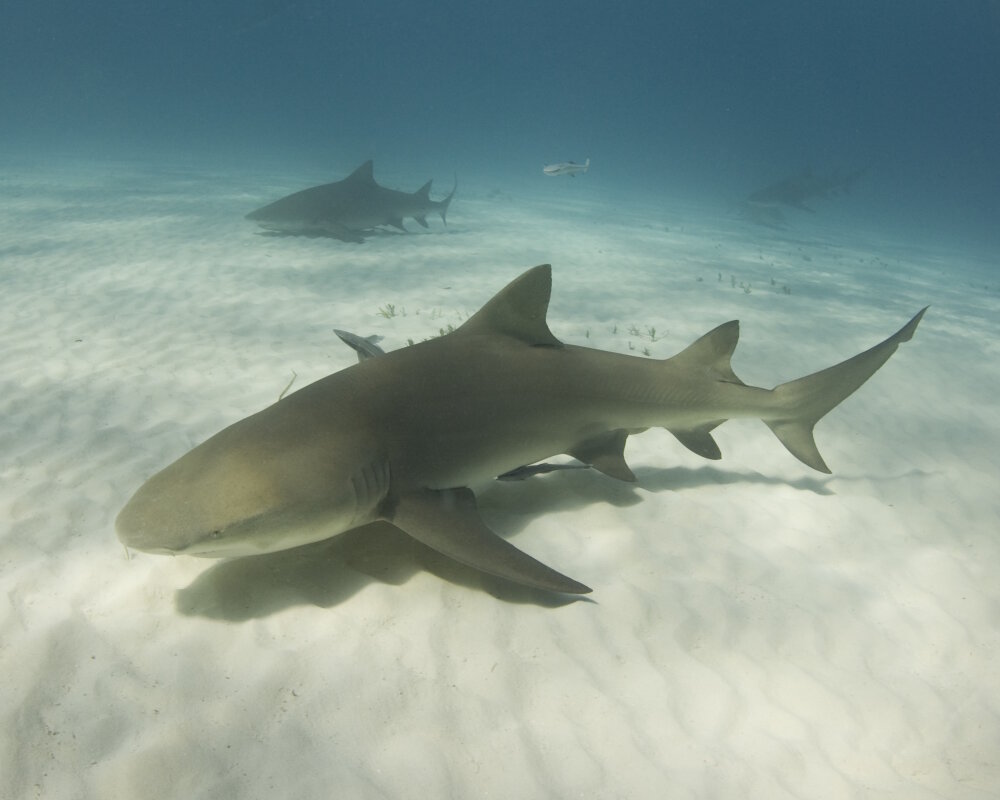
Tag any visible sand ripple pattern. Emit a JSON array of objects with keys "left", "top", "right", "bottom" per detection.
[{"left": 1, "top": 161, "right": 998, "bottom": 799}]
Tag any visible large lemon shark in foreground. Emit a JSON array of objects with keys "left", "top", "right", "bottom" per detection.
[{"left": 117, "top": 266, "right": 926, "bottom": 593}]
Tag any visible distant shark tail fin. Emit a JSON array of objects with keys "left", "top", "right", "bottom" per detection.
[
  {"left": 438, "top": 174, "right": 457, "bottom": 224},
  {"left": 765, "top": 307, "right": 927, "bottom": 472}
]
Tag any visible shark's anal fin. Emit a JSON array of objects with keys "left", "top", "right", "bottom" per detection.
[
  {"left": 668, "top": 422, "right": 724, "bottom": 460},
  {"left": 567, "top": 429, "right": 636, "bottom": 482},
  {"left": 384, "top": 488, "right": 591, "bottom": 594}
]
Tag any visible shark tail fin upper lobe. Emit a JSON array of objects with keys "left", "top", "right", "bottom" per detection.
[
  {"left": 765, "top": 307, "right": 927, "bottom": 472},
  {"left": 437, "top": 175, "right": 457, "bottom": 224}
]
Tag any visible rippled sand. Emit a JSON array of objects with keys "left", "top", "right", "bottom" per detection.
[{"left": 1, "top": 159, "right": 997, "bottom": 799}]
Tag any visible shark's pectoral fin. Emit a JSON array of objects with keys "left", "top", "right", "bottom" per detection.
[
  {"left": 567, "top": 429, "right": 636, "bottom": 482},
  {"left": 382, "top": 488, "right": 591, "bottom": 594},
  {"left": 414, "top": 215, "right": 429, "bottom": 228},
  {"left": 388, "top": 217, "right": 407, "bottom": 231},
  {"left": 668, "top": 422, "right": 724, "bottom": 460}
]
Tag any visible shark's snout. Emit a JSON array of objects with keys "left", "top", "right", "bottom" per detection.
[{"left": 115, "top": 486, "right": 200, "bottom": 555}]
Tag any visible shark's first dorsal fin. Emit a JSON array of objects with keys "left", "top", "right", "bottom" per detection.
[
  {"left": 345, "top": 160, "right": 376, "bottom": 184},
  {"left": 668, "top": 320, "right": 744, "bottom": 384},
  {"left": 456, "top": 264, "right": 563, "bottom": 347},
  {"left": 415, "top": 180, "right": 432, "bottom": 199}
]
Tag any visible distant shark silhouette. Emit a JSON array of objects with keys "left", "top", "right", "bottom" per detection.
[
  {"left": 543, "top": 158, "right": 590, "bottom": 177},
  {"left": 246, "top": 160, "right": 456, "bottom": 242},
  {"left": 742, "top": 168, "right": 866, "bottom": 226},
  {"left": 117, "top": 265, "right": 925, "bottom": 594}
]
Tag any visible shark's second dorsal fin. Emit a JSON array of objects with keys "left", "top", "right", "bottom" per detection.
[
  {"left": 456, "top": 264, "right": 563, "bottom": 347},
  {"left": 345, "top": 160, "right": 376, "bottom": 184},
  {"left": 668, "top": 320, "right": 744, "bottom": 384}
]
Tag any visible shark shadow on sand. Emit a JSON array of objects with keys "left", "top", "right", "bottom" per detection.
[{"left": 173, "top": 463, "right": 837, "bottom": 618}]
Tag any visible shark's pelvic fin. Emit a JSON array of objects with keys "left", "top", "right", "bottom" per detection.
[
  {"left": 766, "top": 306, "right": 928, "bottom": 472},
  {"left": 384, "top": 487, "right": 592, "bottom": 594},
  {"left": 456, "top": 264, "right": 563, "bottom": 346}
]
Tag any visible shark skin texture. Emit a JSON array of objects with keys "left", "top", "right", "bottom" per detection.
[
  {"left": 245, "top": 160, "right": 456, "bottom": 242},
  {"left": 117, "top": 265, "right": 926, "bottom": 594}
]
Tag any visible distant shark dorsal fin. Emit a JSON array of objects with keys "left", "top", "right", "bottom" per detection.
[
  {"left": 667, "top": 320, "right": 744, "bottom": 384},
  {"left": 345, "top": 160, "right": 376, "bottom": 184},
  {"left": 455, "top": 264, "right": 563, "bottom": 346},
  {"left": 415, "top": 179, "right": 432, "bottom": 199}
]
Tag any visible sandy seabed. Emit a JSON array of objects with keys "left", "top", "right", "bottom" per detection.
[{"left": 1, "top": 158, "right": 998, "bottom": 800}]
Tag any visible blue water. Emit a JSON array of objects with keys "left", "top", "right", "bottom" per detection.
[{"left": 2, "top": 1, "right": 998, "bottom": 250}]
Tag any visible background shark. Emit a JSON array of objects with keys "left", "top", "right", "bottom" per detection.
[
  {"left": 543, "top": 158, "right": 590, "bottom": 177},
  {"left": 246, "top": 160, "right": 455, "bottom": 242},
  {"left": 741, "top": 167, "right": 866, "bottom": 226},
  {"left": 117, "top": 265, "right": 925, "bottom": 594}
]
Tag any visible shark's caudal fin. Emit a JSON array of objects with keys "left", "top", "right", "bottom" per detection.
[
  {"left": 437, "top": 175, "right": 457, "bottom": 224},
  {"left": 766, "top": 307, "right": 928, "bottom": 472},
  {"left": 412, "top": 175, "right": 456, "bottom": 224}
]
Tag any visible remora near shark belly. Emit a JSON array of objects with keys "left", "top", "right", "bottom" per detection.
[{"left": 117, "top": 265, "right": 926, "bottom": 594}]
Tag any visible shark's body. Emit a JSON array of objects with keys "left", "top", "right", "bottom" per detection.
[
  {"left": 742, "top": 168, "right": 865, "bottom": 226},
  {"left": 543, "top": 158, "right": 590, "bottom": 177},
  {"left": 246, "top": 161, "right": 455, "bottom": 242},
  {"left": 117, "top": 266, "right": 925, "bottom": 593}
]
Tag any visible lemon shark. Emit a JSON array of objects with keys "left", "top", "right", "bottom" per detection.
[
  {"left": 742, "top": 168, "right": 866, "bottom": 226},
  {"left": 116, "top": 266, "right": 926, "bottom": 594},
  {"left": 245, "top": 160, "right": 456, "bottom": 242}
]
